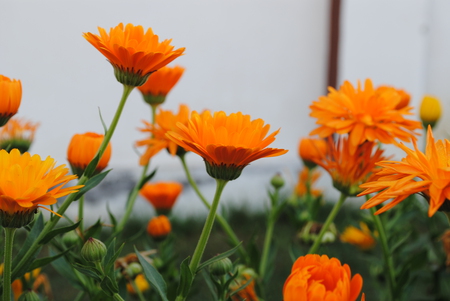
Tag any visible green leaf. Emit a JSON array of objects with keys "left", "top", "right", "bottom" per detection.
[
  {"left": 104, "top": 241, "right": 125, "bottom": 279},
  {"left": 100, "top": 276, "right": 119, "bottom": 296},
  {"left": 134, "top": 246, "right": 169, "bottom": 301},
  {"left": 74, "top": 169, "right": 111, "bottom": 200},
  {"left": 84, "top": 219, "right": 103, "bottom": 240},
  {"left": 73, "top": 263, "right": 103, "bottom": 282},
  {"left": 98, "top": 107, "right": 108, "bottom": 134},
  {"left": 138, "top": 169, "right": 157, "bottom": 190},
  {"left": 50, "top": 250, "right": 86, "bottom": 291},
  {"left": 229, "top": 276, "right": 254, "bottom": 298},
  {"left": 11, "top": 213, "right": 44, "bottom": 280},
  {"left": 107, "top": 203, "right": 117, "bottom": 229},
  {"left": 197, "top": 243, "right": 242, "bottom": 273},
  {"left": 176, "top": 257, "right": 193, "bottom": 298},
  {"left": 28, "top": 249, "right": 70, "bottom": 271},
  {"left": 39, "top": 221, "right": 81, "bottom": 245}
]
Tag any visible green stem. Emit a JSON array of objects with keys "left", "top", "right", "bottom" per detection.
[
  {"left": 78, "top": 195, "right": 85, "bottom": 233},
  {"left": 3, "top": 228, "right": 16, "bottom": 301},
  {"left": 179, "top": 156, "right": 249, "bottom": 263},
  {"left": 370, "top": 206, "right": 396, "bottom": 300},
  {"left": 115, "top": 164, "right": 149, "bottom": 234},
  {"left": 73, "top": 291, "right": 85, "bottom": 301},
  {"left": 259, "top": 189, "right": 279, "bottom": 279},
  {"left": 11, "top": 85, "right": 134, "bottom": 281},
  {"left": 113, "top": 293, "right": 126, "bottom": 301},
  {"left": 445, "top": 212, "right": 450, "bottom": 226},
  {"left": 308, "top": 193, "right": 347, "bottom": 254},
  {"left": 176, "top": 179, "right": 228, "bottom": 301},
  {"left": 130, "top": 278, "right": 147, "bottom": 301}
]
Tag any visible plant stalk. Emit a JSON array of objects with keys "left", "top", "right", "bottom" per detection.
[{"left": 3, "top": 227, "right": 16, "bottom": 301}]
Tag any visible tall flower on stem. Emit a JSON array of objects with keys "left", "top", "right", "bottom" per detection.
[
  {"left": 310, "top": 79, "right": 421, "bottom": 154},
  {"left": 0, "top": 118, "right": 39, "bottom": 153},
  {"left": 0, "top": 75, "right": 21, "bottom": 127},
  {"left": 166, "top": 111, "right": 288, "bottom": 181},
  {"left": 0, "top": 149, "right": 82, "bottom": 301},
  {"left": 360, "top": 126, "right": 450, "bottom": 217},
  {"left": 283, "top": 254, "right": 363, "bottom": 301},
  {"left": 140, "top": 181, "right": 183, "bottom": 215},
  {"left": 170, "top": 111, "right": 287, "bottom": 301},
  {"left": 136, "top": 104, "right": 191, "bottom": 165},
  {"left": 83, "top": 23, "right": 185, "bottom": 87},
  {"left": 137, "top": 65, "right": 185, "bottom": 107}
]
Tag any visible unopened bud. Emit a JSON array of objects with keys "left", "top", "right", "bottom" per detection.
[
  {"left": 81, "top": 237, "right": 107, "bottom": 262},
  {"left": 62, "top": 231, "right": 81, "bottom": 248},
  {"left": 126, "top": 262, "right": 143, "bottom": 279},
  {"left": 270, "top": 174, "right": 285, "bottom": 189},
  {"left": 209, "top": 257, "right": 233, "bottom": 277}
]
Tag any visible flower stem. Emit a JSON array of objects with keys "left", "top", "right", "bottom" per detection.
[
  {"left": 308, "top": 193, "right": 346, "bottom": 254},
  {"left": 370, "top": 206, "right": 397, "bottom": 300},
  {"left": 113, "top": 293, "right": 126, "bottom": 301},
  {"left": 78, "top": 195, "right": 85, "bottom": 233},
  {"left": 11, "top": 85, "right": 134, "bottom": 281},
  {"left": 115, "top": 164, "right": 149, "bottom": 234},
  {"left": 3, "top": 227, "right": 16, "bottom": 301},
  {"left": 259, "top": 188, "right": 279, "bottom": 280},
  {"left": 179, "top": 156, "right": 249, "bottom": 262},
  {"left": 176, "top": 179, "right": 228, "bottom": 301}
]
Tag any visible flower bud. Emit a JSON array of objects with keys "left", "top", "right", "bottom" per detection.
[
  {"left": 209, "top": 257, "right": 233, "bottom": 277},
  {"left": 270, "top": 173, "right": 285, "bottom": 189},
  {"left": 147, "top": 215, "right": 171, "bottom": 242},
  {"left": 81, "top": 237, "right": 107, "bottom": 262},
  {"left": 420, "top": 95, "right": 442, "bottom": 129},
  {"left": 125, "top": 262, "right": 143, "bottom": 279},
  {"left": 18, "top": 290, "right": 40, "bottom": 301},
  {"left": 62, "top": 231, "right": 81, "bottom": 248}
]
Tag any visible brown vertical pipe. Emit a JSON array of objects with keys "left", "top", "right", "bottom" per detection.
[{"left": 327, "top": 0, "right": 342, "bottom": 91}]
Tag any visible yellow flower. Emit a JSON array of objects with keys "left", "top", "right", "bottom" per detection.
[
  {"left": 140, "top": 182, "right": 183, "bottom": 215},
  {"left": 126, "top": 274, "right": 150, "bottom": 295},
  {"left": 166, "top": 111, "right": 288, "bottom": 181},
  {"left": 137, "top": 65, "right": 185, "bottom": 106},
  {"left": 420, "top": 95, "right": 441, "bottom": 129},
  {"left": 0, "top": 149, "right": 83, "bottom": 227},
  {"left": 67, "top": 132, "right": 112, "bottom": 177},
  {"left": 0, "top": 75, "right": 21, "bottom": 127},
  {"left": 136, "top": 104, "right": 190, "bottom": 165},
  {"left": 340, "top": 222, "right": 376, "bottom": 250},
  {"left": 0, "top": 118, "right": 39, "bottom": 153},
  {"left": 83, "top": 23, "right": 185, "bottom": 86}
]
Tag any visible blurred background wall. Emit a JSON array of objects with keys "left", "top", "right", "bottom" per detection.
[{"left": 0, "top": 0, "right": 449, "bottom": 218}]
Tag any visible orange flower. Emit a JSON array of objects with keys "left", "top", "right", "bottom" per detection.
[
  {"left": 313, "top": 136, "right": 387, "bottom": 196},
  {"left": 147, "top": 215, "right": 171, "bottom": 241},
  {"left": 136, "top": 104, "right": 190, "bottom": 165},
  {"left": 83, "top": 23, "right": 185, "bottom": 87},
  {"left": 166, "top": 111, "right": 288, "bottom": 181},
  {"left": 140, "top": 182, "right": 183, "bottom": 215},
  {"left": 230, "top": 266, "right": 259, "bottom": 301},
  {"left": 340, "top": 222, "right": 376, "bottom": 251},
  {"left": 359, "top": 126, "right": 450, "bottom": 217},
  {"left": 0, "top": 118, "right": 39, "bottom": 153},
  {"left": 310, "top": 79, "right": 421, "bottom": 154},
  {"left": 283, "top": 254, "right": 363, "bottom": 301},
  {"left": 376, "top": 85, "right": 410, "bottom": 109},
  {"left": 67, "top": 132, "right": 112, "bottom": 177},
  {"left": 126, "top": 274, "right": 150, "bottom": 295},
  {"left": 0, "top": 149, "right": 82, "bottom": 228},
  {"left": 0, "top": 75, "right": 21, "bottom": 127},
  {"left": 298, "top": 138, "right": 327, "bottom": 169},
  {"left": 9, "top": 268, "right": 52, "bottom": 301},
  {"left": 137, "top": 65, "right": 185, "bottom": 106},
  {"left": 295, "top": 167, "right": 322, "bottom": 198}
]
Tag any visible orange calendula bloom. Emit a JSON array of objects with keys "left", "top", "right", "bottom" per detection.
[
  {"left": 0, "top": 149, "right": 83, "bottom": 228},
  {"left": 230, "top": 266, "right": 259, "bottom": 301},
  {"left": 298, "top": 137, "right": 327, "bottom": 169},
  {"left": 283, "top": 254, "right": 363, "bottom": 301},
  {"left": 340, "top": 222, "right": 376, "bottom": 251},
  {"left": 0, "top": 117, "right": 39, "bottom": 153},
  {"left": 67, "top": 132, "right": 112, "bottom": 177},
  {"left": 375, "top": 85, "right": 410, "bottom": 109},
  {"left": 147, "top": 215, "right": 172, "bottom": 241},
  {"left": 137, "top": 65, "right": 185, "bottom": 106},
  {"left": 313, "top": 136, "right": 387, "bottom": 196},
  {"left": 83, "top": 23, "right": 185, "bottom": 87},
  {"left": 166, "top": 111, "right": 288, "bottom": 181},
  {"left": 136, "top": 104, "right": 190, "bottom": 165},
  {"left": 140, "top": 182, "right": 183, "bottom": 215},
  {"left": 295, "top": 167, "right": 322, "bottom": 198},
  {"left": 310, "top": 79, "right": 421, "bottom": 154},
  {"left": 0, "top": 75, "right": 21, "bottom": 127},
  {"left": 359, "top": 126, "right": 450, "bottom": 217}
]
